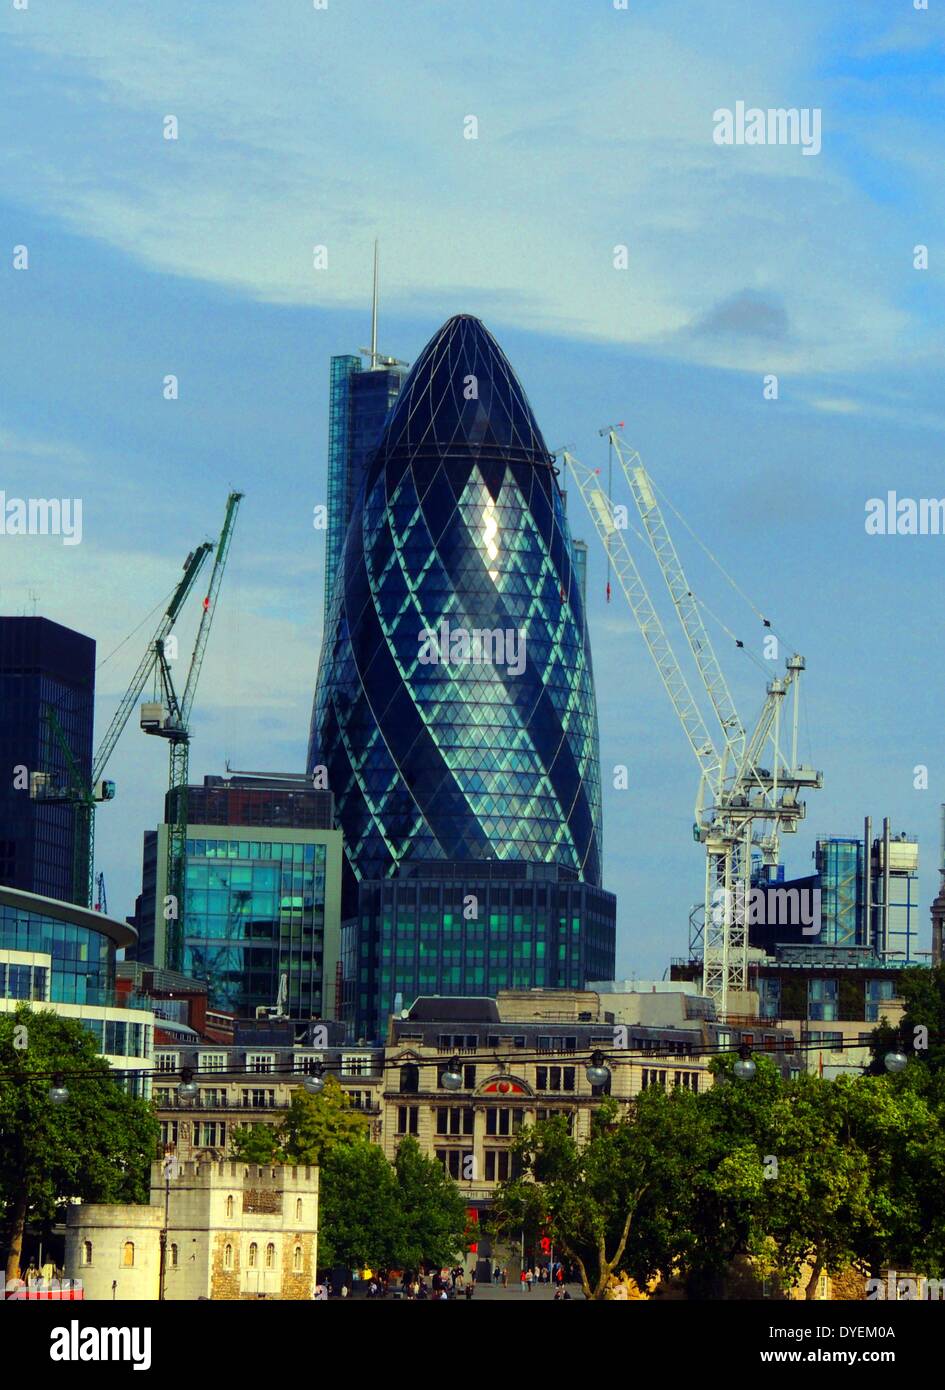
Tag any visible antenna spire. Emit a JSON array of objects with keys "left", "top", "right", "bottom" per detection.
[{"left": 370, "top": 239, "right": 379, "bottom": 370}]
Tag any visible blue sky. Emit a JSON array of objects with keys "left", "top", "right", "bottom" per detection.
[{"left": 1, "top": 0, "right": 943, "bottom": 976}]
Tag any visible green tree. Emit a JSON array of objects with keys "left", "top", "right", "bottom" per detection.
[
  {"left": 490, "top": 1101, "right": 651, "bottom": 1299},
  {"left": 391, "top": 1136, "right": 468, "bottom": 1271},
  {"left": 230, "top": 1076, "right": 369, "bottom": 1166},
  {"left": 318, "top": 1141, "right": 402, "bottom": 1271},
  {"left": 868, "top": 964, "right": 945, "bottom": 1074},
  {"left": 0, "top": 1006, "right": 159, "bottom": 1280}
]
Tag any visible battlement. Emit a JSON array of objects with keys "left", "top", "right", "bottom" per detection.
[{"left": 149, "top": 1160, "right": 318, "bottom": 1191}]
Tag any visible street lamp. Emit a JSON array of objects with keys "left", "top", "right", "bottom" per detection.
[
  {"left": 177, "top": 1066, "right": 198, "bottom": 1101},
  {"left": 585, "top": 1051, "right": 611, "bottom": 1088},
  {"left": 48, "top": 1073, "right": 69, "bottom": 1105},
  {"left": 440, "top": 1057, "right": 463, "bottom": 1091},
  {"left": 733, "top": 1044, "right": 756, "bottom": 1081},
  {"left": 303, "top": 1066, "right": 325, "bottom": 1095},
  {"left": 884, "top": 1047, "right": 908, "bottom": 1074}
]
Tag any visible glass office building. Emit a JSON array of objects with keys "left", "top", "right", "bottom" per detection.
[
  {"left": 145, "top": 822, "right": 343, "bottom": 1019},
  {"left": 815, "top": 838, "right": 862, "bottom": 947},
  {"left": 323, "top": 355, "right": 407, "bottom": 627},
  {"left": 0, "top": 617, "right": 95, "bottom": 902},
  {"left": 0, "top": 884, "right": 154, "bottom": 1085},
  {"left": 354, "top": 860, "right": 616, "bottom": 1040},
  {"left": 179, "top": 830, "right": 339, "bottom": 1018},
  {"left": 310, "top": 313, "right": 604, "bottom": 894},
  {"left": 139, "top": 777, "right": 343, "bottom": 1019}
]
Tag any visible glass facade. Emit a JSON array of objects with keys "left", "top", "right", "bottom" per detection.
[
  {"left": 0, "top": 902, "right": 114, "bottom": 1004},
  {"left": 354, "top": 862, "right": 615, "bottom": 1039},
  {"left": 323, "top": 355, "right": 406, "bottom": 629},
  {"left": 815, "top": 838, "right": 862, "bottom": 946},
  {"left": 310, "top": 315, "right": 603, "bottom": 893},
  {"left": 0, "top": 618, "right": 95, "bottom": 903},
  {"left": 183, "top": 835, "right": 329, "bottom": 1017}
]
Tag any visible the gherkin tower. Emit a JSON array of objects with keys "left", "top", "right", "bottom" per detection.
[{"left": 309, "top": 313, "right": 603, "bottom": 897}]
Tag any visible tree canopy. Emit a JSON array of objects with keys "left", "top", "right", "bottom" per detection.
[
  {"left": 231, "top": 1081, "right": 467, "bottom": 1272},
  {"left": 0, "top": 1005, "right": 159, "bottom": 1280}
]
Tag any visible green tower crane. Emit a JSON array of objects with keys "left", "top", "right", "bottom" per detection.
[
  {"left": 30, "top": 543, "right": 213, "bottom": 907},
  {"left": 142, "top": 491, "right": 243, "bottom": 970}
]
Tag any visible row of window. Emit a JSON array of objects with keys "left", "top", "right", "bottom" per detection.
[
  {"left": 80, "top": 1237, "right": 311, "bottom": 1273},
  {"left": 434, "top": 1149, "right": 522, "bottom": 1182},
  {"left": 186, "top": 839, "right": 325, "bottom": 864},
  {"left": 641, "top": 1070, "right": 701, "bottom": 1091},
  {"left": 0, "top": 962, "right": 48, "bottom": 1001},
  {"left": 155, "top": 1052, "right": 374, "bottom": 1076},
  {"left": 397, "top": 1105, "right": 526, "bottom": 1137}
]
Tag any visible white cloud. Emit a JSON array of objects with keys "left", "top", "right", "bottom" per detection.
[{"left": 1, "top": 0, "right": 940, "bottom": 376}]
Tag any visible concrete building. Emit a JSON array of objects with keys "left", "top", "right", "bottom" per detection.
[{"left": 65, "top": 1159, "right": 318, "bottom": 1301}]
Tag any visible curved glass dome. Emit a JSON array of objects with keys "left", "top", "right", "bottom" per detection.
[{"left": 310, "top": 314, "right": 603, "bottom": 888}]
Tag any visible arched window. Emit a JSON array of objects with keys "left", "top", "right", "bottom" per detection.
[
  {"left": 170, "top": 1244, "right": 179, "bottom": 1268},
  {"left": 265, "top": 1242, "right": 275, "bottom": 1269},
  {"left": 226, "top": 1195, "right": 234, "bottom": 1218},
  {"left": 293, "top": 1245, "right": 302, "bottom": 1273},
  {"left": 400, "top": 1063, "right": 419, "bottom": 1093},
  {"left": 122, "top": 1242, "right": 135, "bottom": 1268},
  {"left": 248, "top": 1242, "right": 258, "bottom": 1269},
  {"left": 82, "top": 1241, "right": 92, "bottom": 1266},
  {"left": 295, "top": 1198, "right": 303, "bottom": 1221},
  {"left": 224, "top": 1244, "right": 233, "bottom": 1270}
]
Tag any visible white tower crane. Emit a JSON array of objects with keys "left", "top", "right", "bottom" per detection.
[{"left": 562, "top": 432, "right": 822, "bottom": 1017}]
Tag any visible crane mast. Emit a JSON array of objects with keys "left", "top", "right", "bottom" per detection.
[
  {"left": 143, "top": 491, "right": 243, "bottom": 972},
  {"left": 564, "top": 435, "right": 822, "bottom": 1016},
  {"left": 29, "top": 544, "right": 212, "bottom": 907}
]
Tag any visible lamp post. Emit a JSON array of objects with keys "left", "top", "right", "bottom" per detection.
[{"left": 158, "top": 1152, "right": 179, "bottom": 1301}]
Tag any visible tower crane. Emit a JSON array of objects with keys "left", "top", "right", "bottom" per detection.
[
  {"left": 562, "top": 432, "right": 822, "bottom": 1016},
  {"left": 29, "top": 544, "right": 212, "bottom": 906},
  {"left": 141, "top": 491, "right": 243, "bottom": 971}
]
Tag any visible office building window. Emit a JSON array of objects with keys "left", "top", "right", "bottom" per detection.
[
  {"left": 198, "top": 1053, "right": 228, "bottom": 1074},
  {"left": 247, "top": 1053, "right": 274, "bottom": 1074}
]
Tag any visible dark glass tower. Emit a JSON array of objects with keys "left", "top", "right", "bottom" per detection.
[
  {"left": 310, "top": 314, "right": 604, "bottom": 897},
  {"left": 0, "top": 617, "right": 95, "bottom": 901},
  {"left": 323, "top": 355, "right": 407, "bottom": 627}
]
